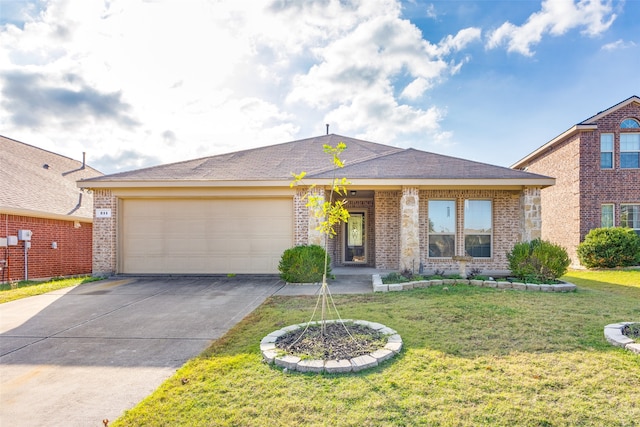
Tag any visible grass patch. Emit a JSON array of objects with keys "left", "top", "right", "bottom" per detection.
[
  {"left": 0, "top": 276, "right": 102, "bottom": 303},
  {"left": 114, "top": 270, "right": 640, "bottom": 427}
]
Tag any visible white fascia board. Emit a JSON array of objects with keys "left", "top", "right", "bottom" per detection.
[
  {"left": 0, "top": 206, "right": 93, "bottom": 223},
  {"left": 510, "top": 124, "right": 597, "bottom": 169}
]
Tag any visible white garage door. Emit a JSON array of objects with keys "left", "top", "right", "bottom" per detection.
[{"left": 120, "top": 198, "right": 293, "bottom": 274}]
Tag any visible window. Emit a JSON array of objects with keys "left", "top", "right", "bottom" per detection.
[
  {"left": 600, "top": 133, "right": 613, "bottom": 169},
  {"left": 621, "top": 118, "right": 640, "bottom": 128},
  {"left": 620, "top": 133, "right": 640, "bottom": 168},
  {"left": 464, "top": 200, "right": 492, "bottom": 257},
  {"left": 621, "top": 204, "right": 640, "bottom": 235},
  {"left": 601, "top": 204, "right": 614, "bottom": 228},
  {"left": 428, "top": 200, "right": 455, "bottom": 257}
]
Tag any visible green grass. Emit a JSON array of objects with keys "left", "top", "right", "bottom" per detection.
[
  {"left": 114, "top": 270, "right": 640, "bottom": 426},
  {"left": 0, "top": 276, "right": 102, "bottom": 303}
]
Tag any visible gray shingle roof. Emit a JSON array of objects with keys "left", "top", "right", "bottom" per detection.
[
  {"left": 80, "top": 134, "right": 551, "bottom": 184},
  {"left": 1, "top": 135, "right": 103, "bottom": 220}
]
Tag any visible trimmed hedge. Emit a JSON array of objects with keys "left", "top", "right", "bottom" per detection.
[
  {"left": 507, "top": 239, "right": 570, "bottom": 282},
  {"left": 278, "top": 245, "right": 331, "bottom": 283},
  {"left": 577, "top": 227, "right": 640, "bottom": 268}
]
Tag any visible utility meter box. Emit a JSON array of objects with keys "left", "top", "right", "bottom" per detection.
[
  {"left": 18, "top": 230, "right": 33, "bottom": 241},
  {"left": 7, "top": 236, "right": 18, "bottom": 246}
]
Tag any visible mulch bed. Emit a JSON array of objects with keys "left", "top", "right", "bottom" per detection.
[
  {"left": 275, "top": 323, "right": 387, "bottom": 360},
  {"left": 622, "top": 323, "right": 640, "bottom": 340}
]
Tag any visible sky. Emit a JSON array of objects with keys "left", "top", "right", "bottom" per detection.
[{"left": 1, "top": 0, "right": 638, "bottom": 175}]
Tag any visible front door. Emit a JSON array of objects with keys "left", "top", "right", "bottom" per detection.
[{"left": 344, "top": 212, "right": 366, "bottom": 264}]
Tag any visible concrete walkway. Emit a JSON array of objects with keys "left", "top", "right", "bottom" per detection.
[{"left": 0, "top": 274, "right": 373, "bottom": 426}]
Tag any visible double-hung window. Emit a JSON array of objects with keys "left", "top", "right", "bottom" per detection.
[
  {"left": 601, "top": 204, "right": 614, "bottom": 228},
  {"left": 464, "top": 200, "right": 492, "bottom": 257},
  {"left": 428, "top": 200, "right": 455, "bottom": 257},
  {"left": 621, "top": 204, "right": 640, "bottom": 235},
  {"left": 600, "top": 134, "right": 614, "bottom": 169},
  {"left": 620, "top": 133, "right": 640, "bottom": 169}
]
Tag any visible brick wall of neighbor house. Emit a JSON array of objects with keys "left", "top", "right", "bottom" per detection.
[
  {"left": 92, "top": 189, "right": 117, "bottom": 276},
  {"left": 521, "top": 133, "right": 582, "bottom": 262},
  {"left": 0, "top": 213, "right": 92, "bottom": 282},
  {"left": 374, "top": 190, "right": 401, "bottom": 269},
  {"left": 418, "top": 190, "right": 521, "bottom": 274},
  {"left": 578, "top": 102, "right": 640, "bottom": 241}
]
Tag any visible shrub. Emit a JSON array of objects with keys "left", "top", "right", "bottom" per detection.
[
  {"left": 278, "top": 245, "right": 331, "bottom": 283},
  {"left": 577, "top": 227, "right": 640, "bottom": 268},
  {"left": 507, "top": 239, "right": 570, "bottom": 282}
]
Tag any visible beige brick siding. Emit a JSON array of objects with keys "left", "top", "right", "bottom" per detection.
[
  {"left": 92, "top": 189, "right": 117, "bottom": 276},
  {"left": 374, "top": 191, "right": 401, "bottom": 269}
]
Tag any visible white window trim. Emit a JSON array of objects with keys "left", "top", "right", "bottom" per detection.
[
  {"left": 620, "top": 203, "right": 640, "bottom": 233},
  {"left": 428, "top": 199, "right": 456, "bottom": 258},
  {"left": 600, "top": 133, "right": 614, "bottom": 170},
  {"left": 463, "top": 199, "right": 493, "bottom": 258}
]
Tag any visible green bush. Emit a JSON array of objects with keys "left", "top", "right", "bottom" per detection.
[
  {"left": 577, "top": 227, "right": 640, "bottom": 268},
  {"left": 278, "top": 245, "right": 331, "bottom": 283},
  {"left": 507, "top": 239, "right": 571, "bottom": 282}
]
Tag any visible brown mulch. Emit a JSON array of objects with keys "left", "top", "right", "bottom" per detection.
[{"left": 275, "top": 323, "right": 387, "bottom": 360}]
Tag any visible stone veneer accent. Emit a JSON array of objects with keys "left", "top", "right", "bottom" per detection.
[
  {"left": 399, "top": 187, "right": 420, "bottom": 272},
  {"left": 520, "top": 186, "right": 542, "bottom": 242},
  {"left": 261, "top": 319, "right": 403, "bottom": 374},
  {"left": 92, "top": 189, "right": 117, "bottom": 276}
]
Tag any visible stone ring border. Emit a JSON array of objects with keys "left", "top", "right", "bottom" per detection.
[
  {"left": 261, "top": 319, "right": 402, "bottom": 374},
  {"left": 604, "top": 322, "right": 640, "bottom": 354}
]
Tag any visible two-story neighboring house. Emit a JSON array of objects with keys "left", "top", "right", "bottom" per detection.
[{"left": 511, "top": 96, "right": 640, "bottom": 265}]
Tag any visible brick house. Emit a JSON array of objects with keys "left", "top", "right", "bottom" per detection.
[
  {"left": 511, "top": 96, "right": 640, "bottom": 265},
  {"left": 79, "top": 134, "right": 553, "bottom": 277},
  {"left": 0, "top": 136, "right": 103, "bottom": 282}
]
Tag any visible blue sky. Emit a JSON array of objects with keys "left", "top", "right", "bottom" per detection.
[{"left": 1, "top": 0, "right": 638, "bottom": 174}]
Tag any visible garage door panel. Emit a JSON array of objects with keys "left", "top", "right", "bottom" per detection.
[{"left": 121, "top": 198, "right": 293, "bottom": 274}]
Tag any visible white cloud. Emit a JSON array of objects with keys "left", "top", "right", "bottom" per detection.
[
  {"left": 487, "top": 0, "right": 616, "bottom": 56},
  {"left": 0, "top": 0, "right": 478, "bottom": 173},
  {"left": 601, "top": 39, "right": 636, "bottom": 51}
]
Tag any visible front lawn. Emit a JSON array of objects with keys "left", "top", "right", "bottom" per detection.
[
  {"left": 0, "top": 276, "right": 101, "bottom": 303},
  {"left": 114, "top": 270, "right": 640, "bottom": 426}
]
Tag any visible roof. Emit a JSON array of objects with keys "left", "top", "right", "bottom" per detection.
[
  {"left": 79, "top": 134, "right": 553, "bottom": 188},
  {"left": 0, "top": 135, "right": 103, "bottom": 221},
  {"left": 511, "top": 95, "right": 640, "bottom": 169}
]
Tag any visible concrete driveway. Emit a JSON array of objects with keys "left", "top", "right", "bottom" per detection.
[{"left": 0, "top": 276, "right": 286, "bottom": 427}]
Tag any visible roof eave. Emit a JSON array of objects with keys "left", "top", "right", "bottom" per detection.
[
  {"left": 510, "top": 124, "right": 597, "bottom": 169},
  {"left": 0, "top": 206, "right": 93, "bottom": 223},
  {"left": 78, "top": 177, "right": 555, "bottom": 190}
]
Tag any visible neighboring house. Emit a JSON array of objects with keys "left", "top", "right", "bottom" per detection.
[
  {"left": 79, "top": 134, "right": 553, "bottom": 277},
  {"left": 0, "top": 135, "right": 103, "bottom": 282},
  {"left": 511, "top": 96, "right": 640, "bottom": 265}
]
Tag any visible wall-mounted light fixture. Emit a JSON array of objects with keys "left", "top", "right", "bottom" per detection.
[
  {"left": 51, "top": 242, "right": 58, "bottom": 249},
  {"left": 350, "top": 190, "right": 357, "bottom": 196}
]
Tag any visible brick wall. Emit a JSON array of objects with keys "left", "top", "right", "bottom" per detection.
[
  {"left": 521, "top": 101, "right": 640, "bottom": 264},
  {"left": 418, "top": 190, "right": 521, "bottom": 273},
  {"left": 374, "top": 190, "right": 400, "bottom": 269},
  {"left": 579, "top": 102, "right": 640, "bottom": 238},
  {"left": 0, "top": 213, "right": 92, "bottom": 282}
]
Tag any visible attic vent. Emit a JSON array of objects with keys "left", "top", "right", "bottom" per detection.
[{"left": 43, "top": 164, "right": 50, "bottom": 169}]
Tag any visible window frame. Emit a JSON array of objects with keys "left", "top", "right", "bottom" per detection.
[
  {"left": 463, "top": 199, "right": 492, "bottom": 258},
  {"left": 427, "top": 199, "right": 456, "bottom": 258},
  {"left": 621, "top": 118, "right": 640, "bottom": 129},
  {"left": 620, "top": 204, "right": 640, "bottom": 235},
  {"left": 601, "top": 203, "right": 614, "bottom": 228},
  {"left": 620, "top": 133, "right": 640, "bottom": 169},
  {"left": 600, "top": 133, "right": 614, "bottom": 169}
]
